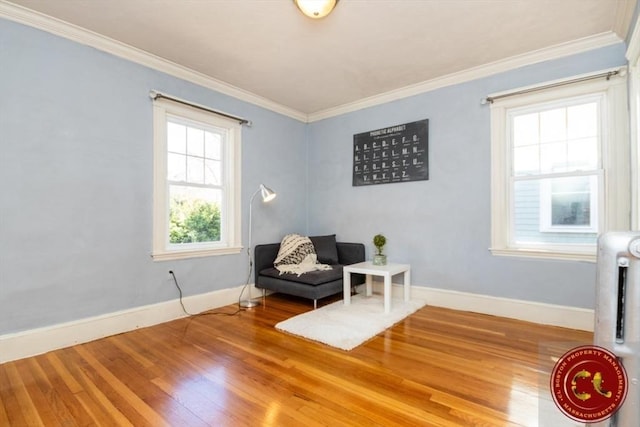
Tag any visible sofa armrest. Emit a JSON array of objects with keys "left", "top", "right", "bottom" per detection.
[
  {"left": 336, "top": 242, "right": 365, "bottom": 265},
  {"left": 254, "top": 243, "right": 280, "bottom": 283}
]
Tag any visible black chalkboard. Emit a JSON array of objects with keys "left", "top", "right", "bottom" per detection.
[{"left": 352, "top": 119, "right": 429, "bottom": 186}]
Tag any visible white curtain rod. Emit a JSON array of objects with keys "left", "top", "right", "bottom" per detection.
[
  {"left": 481, "top": 68, "right": 625, "bottom": 105},
  {"left": 149, "top": 90, "right": 252, "bottom": 126}
]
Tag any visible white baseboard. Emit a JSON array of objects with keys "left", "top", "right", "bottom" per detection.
[
  {"left": 0, "top": 284, "right": 258, "bottom": 364},
  {"left": 362, "top": 283, "right": 594, "bottom": 332},
  {"left": 1, "top": 283, "right": 593, "bottom": 364}
]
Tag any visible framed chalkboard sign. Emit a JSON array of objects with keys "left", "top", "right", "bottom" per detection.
[{"left": 352, "top": 119, "right": 429, "bottom": 186}]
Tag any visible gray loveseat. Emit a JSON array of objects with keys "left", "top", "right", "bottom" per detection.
[{"left": 254, "top": 235, "right": 365, "bottom": 308}]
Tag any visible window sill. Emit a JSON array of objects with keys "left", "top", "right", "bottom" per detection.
[
  {"left": 152, "top": 246, "right": 243, "bottom": 261},
  {"left": 489, "top": 247, "right": 596, "bottom": 263}
]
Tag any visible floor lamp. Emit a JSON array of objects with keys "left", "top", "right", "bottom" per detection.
[{"left": 239, "top": 184, "right": 277, "bottom": 308}]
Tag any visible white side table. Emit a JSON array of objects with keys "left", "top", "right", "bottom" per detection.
[{"left": 343, "top": 261, "right": 411, "bottom": 314}]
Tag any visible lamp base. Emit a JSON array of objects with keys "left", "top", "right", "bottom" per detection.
[{"left": 239, "top": 299, "right": 261, "bottom": 308}]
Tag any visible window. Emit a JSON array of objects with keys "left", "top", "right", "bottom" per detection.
[
  {"left": 152, "top": 98, "right": 242, "bottom": 260},
  {"left": 490, "top": 70, "right": 629, "bottom": 261}
]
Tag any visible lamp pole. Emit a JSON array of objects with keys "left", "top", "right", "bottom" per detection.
[{"left": 239, "top": 184, "right": 276, "bottom": 308}]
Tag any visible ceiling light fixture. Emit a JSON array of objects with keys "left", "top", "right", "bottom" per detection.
[{"left": 294, "top": 0, "right": 339, "bottom": 19}]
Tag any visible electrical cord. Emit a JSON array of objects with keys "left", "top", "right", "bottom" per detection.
[
  {"left": 169, "top": 270, "right": 241, "bottom": 317},
  {"left": 169, "top": 270, "right": 196, "bottom": 315}
]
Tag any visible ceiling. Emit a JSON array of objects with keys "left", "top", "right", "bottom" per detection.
[{"left": 3, "top": 0, "right": 638, "bottom": 118}]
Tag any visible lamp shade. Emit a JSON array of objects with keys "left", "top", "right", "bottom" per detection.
[
  {"left": 294, "top": 0, "right": 339, "bottom": 19},
  {"left": 259, "top": 184, "right": 276, "bottom": 202}
]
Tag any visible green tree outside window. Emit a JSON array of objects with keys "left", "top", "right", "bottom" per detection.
[{"left": 169, "top": 198, "right": 221, "bottom": 244}]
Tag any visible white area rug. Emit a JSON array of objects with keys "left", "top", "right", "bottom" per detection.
[{"left": 275, "top": 294, "right": 427, "bottom": 351}]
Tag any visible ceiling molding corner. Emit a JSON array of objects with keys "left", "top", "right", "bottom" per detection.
[
  {"left": 0, "top": 1, "right": 308, "bottom": 123},
  {"left": 307, "top": 32, "right": 623, "bottom": 122},
  {"left": 627, "top": 15, "right": 640, "bottom": 62},
  {"left": 613, "top": 0, "right": 638, "bottom": 40}
]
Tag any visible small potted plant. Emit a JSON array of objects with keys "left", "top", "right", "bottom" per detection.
[{"left": 372, "top": 234, "right": 387, "bottom": 265}]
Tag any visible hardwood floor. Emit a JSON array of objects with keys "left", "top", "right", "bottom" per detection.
[{"left": 0, "top": 293, "right": 592, "bottom": 426}]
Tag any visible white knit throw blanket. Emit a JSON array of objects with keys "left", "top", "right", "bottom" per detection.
[
  {"left": 274, "top": 234, "right": 332, "bottom": 276},
  {"left": 277, "top": 253, "right": 332, "bottom": 277}
]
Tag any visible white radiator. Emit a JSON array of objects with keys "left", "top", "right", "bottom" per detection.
[{"left": 593, "top": 232, "right": 640, "bottom": 426}]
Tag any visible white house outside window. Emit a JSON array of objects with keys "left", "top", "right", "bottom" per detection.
[
  {"left": 152, "top": 98, "right": 242, "bottom": 260},
  {"left": 490, "top": 70, "right": 629, "bottom": 261}
]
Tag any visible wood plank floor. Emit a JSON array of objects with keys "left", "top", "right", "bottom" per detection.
[{"left": 0, "top": 293, "right": 592, "bottom": 426}]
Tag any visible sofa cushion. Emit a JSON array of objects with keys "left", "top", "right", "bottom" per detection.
[
  {"left": 310, "top": 234, "right": 339, "bottom": 265},
  {"left": 259, "top": 265, "right": 343, "bottom": 286}
]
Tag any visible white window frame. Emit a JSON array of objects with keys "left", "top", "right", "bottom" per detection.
[
  {"left": 152, "top": 98, "right": 242, "bottom": 261},
  {"left": 627, "top": 17, "right": 640, "bottom": 230},
  {"left": 490, "top": 69, "right": 629, "bottom": 262}
]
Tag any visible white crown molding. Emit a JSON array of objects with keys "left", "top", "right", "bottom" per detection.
[
  {"left": 0, "top": 1, "right": 308, "bottom": 123},
  {"left": 308, "top": 32, "right": 623, "bottom": 122},
  {"left": 0, "top": 2, "right": 624, "bottom": 125}
]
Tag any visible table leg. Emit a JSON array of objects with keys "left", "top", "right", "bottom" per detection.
[
  {"left": 384, "top": 273, "right": 391, "bottom": 314},
  {"left": 343, "top": 270, "right": 351, "bottom": 306},
  {"left": 365, "top": 274, "right": 373, "bottom": 296},
  {"left": 404, "top": 269, "right": 411, "bottom": 302}
]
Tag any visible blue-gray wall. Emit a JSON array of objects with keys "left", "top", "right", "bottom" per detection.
[
  {"left": 306, "top": 43, "right": 627, "bottom": 310},
  {"left": 0, "top": 19, "right": 307, "bottom": 334},
  {"left": 0, "top": 16, "right": 630, "bottom": 336}
]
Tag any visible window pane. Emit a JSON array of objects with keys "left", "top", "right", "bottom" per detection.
[
  {"left": 513, "top": 113, "right": 539, "bottom": 147},
  {"left": 567, "top": 102, "right": 597, "bottom": 139},
  {"left": 187, "top": 127, "right": 204, "bottom": 157},
  {"left": 513, "top": 179, "right": 543, "bottom": 243},
  {"left": 539, "top": 108, "right": 566, "bottom": 143},
  {"left": 513, "top": 145, "right": 539, "bottom": 175},
  {"left": 205, "top": 159, "right": 221, "bottom": 185},
  {"left": 540, "top": 142, "right": 567, "bottom": 173},
  {"left": 167, "top": 153, "right": 186, "bottom": 181},
  {"left": 567, "top": 137, "right": 598, "bottom": 170},
  {"left": 187, "top": 156, "right": 204, "bottom": 184},
  {"left": 205, "top": 132, "right": 222, "bottom": 160},
  {"left": 169, "top": 185, "right": 222, "bottom": 244},
  {"left": 167, "top": 122, "right": 186, "bottom": 154}
]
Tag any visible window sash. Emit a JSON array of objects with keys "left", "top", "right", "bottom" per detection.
[{"left": 507, "top": 94, "right": 603, "bottom": 177}]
